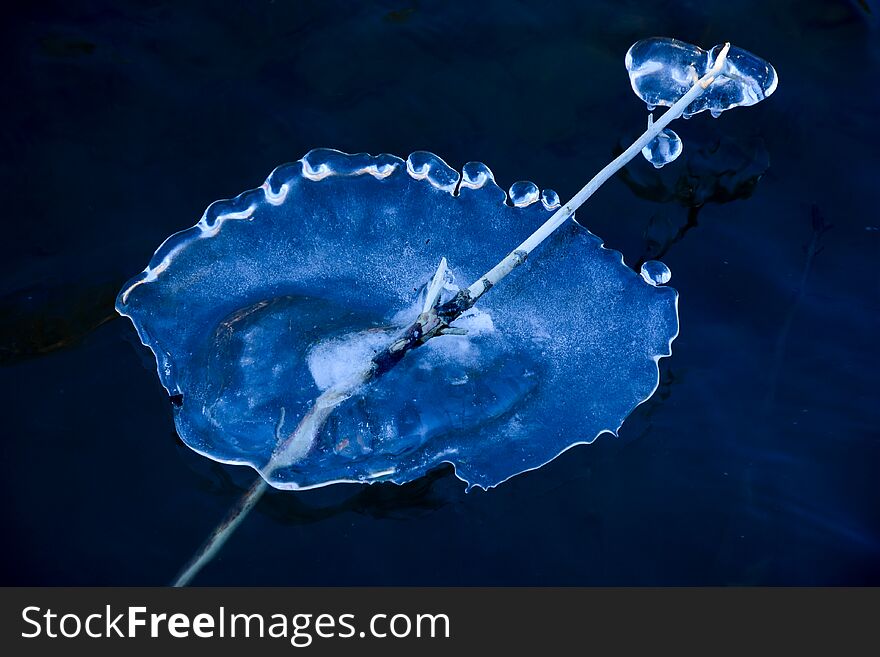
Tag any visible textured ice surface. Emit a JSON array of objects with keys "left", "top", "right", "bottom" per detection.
[
  {"left": 641, "top": 114, "right": 682, "bottom": 168},
  {"left": 626, "top": 37, "right": 777, "bottom": 118},
  {"left": 117, "top": 149, "right": 679, "bottom": 491}
]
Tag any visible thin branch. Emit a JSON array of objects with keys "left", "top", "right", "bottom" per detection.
[
  {"left": 171, "top": 43, "right": 733, "bottom": 585},
  {"left": 458, "top": 43, "right": 731, "bottom": 307}
]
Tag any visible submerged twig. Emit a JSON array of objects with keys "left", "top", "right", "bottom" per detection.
[{"left": 174, "top": 478, "right": 267, "bottom": 587}]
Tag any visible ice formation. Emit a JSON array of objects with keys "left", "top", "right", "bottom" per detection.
[
  {"left": 626, "top": 37, "right": 778, "bottom": 118},
  {"left": 117, "top": 149, "right": 679, "bottom": 491},
  {"left": 640, "top": 260, "right": 672, "bottom": 286}
]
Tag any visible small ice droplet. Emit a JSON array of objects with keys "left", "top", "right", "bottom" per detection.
[
  {"left": 640, "top": 260, "right": 672, "bottom": 286},
  {"left": 646, "top": 103, "right": 656, "bottom": 111},
  {"left": 710, "top": 109, "right": 722, "bottom": 118},
  {"left": 641, "top": 114, "right": 683, "bottom": 168}
]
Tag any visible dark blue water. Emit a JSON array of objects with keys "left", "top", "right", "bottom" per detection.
[{"left": 2, "top": 0, "right": 878, "bottom": 585}]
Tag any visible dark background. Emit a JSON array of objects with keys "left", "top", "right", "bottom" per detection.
[{"left": 1, "top": 0, "right": 877, "bottom": 585}]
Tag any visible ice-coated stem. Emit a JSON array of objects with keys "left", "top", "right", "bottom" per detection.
[
  {"left": 171, "top": 377, "right": 364, "bottom": 586},
  {"left": 173, "top": 478, "right": 268, "bottom": 587},
  {"left": 172, "top": 45, "right": 732, "bottom": 586},
  {"left": 463, "top": 43, "right": 731, "bottom": 304}
]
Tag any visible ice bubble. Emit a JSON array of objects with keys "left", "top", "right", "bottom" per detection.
[{"left": 640, "top": 260, "right": 672, "bottom": 286}]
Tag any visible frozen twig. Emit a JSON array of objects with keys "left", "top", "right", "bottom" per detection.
[{"left": 172, "top": 44, "right": 734, "bottom": 585}]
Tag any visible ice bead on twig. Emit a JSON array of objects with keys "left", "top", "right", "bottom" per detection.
[
  {"left": 641, "top": 113, "right": 683, "bottom": 168},
  {"left": 625, "top": 37, "right": 777, "bottom": 118}
]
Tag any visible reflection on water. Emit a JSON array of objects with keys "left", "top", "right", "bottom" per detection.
[{"left": 0, "top": 278, "right": 119, "bottom": 364}]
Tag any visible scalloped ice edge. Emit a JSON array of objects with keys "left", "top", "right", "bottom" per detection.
[
  {"left": 116, "top": 148, "right": 678, "bottom": 491},
  {"left": 116, "top": 149, "right": 562, "bottom": 311},
  {"left": 457, "top": 288, "right": 680, "bottom": 492}
]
